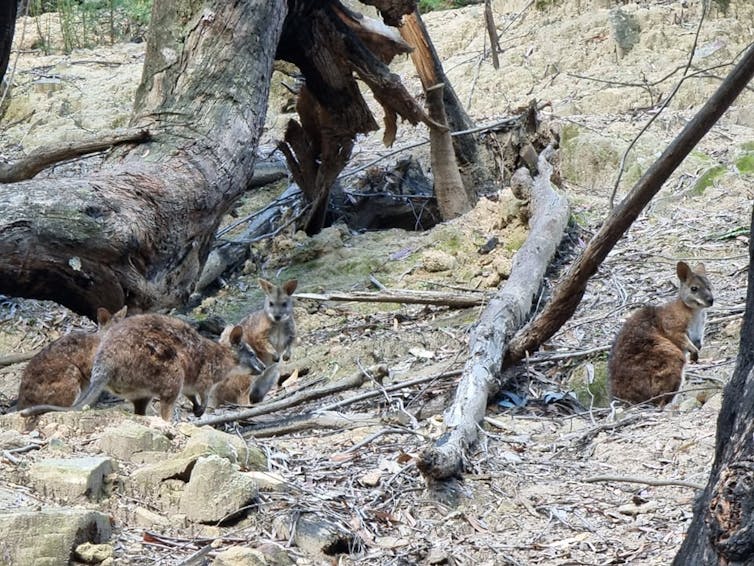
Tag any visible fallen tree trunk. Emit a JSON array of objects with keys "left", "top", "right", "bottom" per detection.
[
  {"left": 506, "top": 42, "right": 754, "bottom": 364},
  {"left": 295, "top": 288, "right": 486, "bottom": 308},
  {"left": 417, "top": 147, "right": 569, "bottom": 481}
]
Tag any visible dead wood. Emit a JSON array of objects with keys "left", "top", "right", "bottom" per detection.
[
  {"left": 195, "top": 364, "right": 388, "bottom": 427},
  {"left": 399, "top": 9, "right": 495, "bottom": 194},
  {"left": 506, "top": 42, "right": 754, "bottom": 364},
  {"left": 295, "top": 289, "right": 486, "bottom": 308},
  {"left": 417, "top": 146, "right": 569, "bottom": 481},
  {"left": 0, "top": 128, "right": 152, "bottom": 183},
  {"left": 244, "top": 411, "right": 379, "bottom": 438},
  {"left": 484, "top": 0, "right": 500, "bottom": 70},
  {"left": 0, "top": 0, "right": 16, "bottom": 87},
  {"left": 317, "top": 369, "right": 461, "bottom": 412},
  {"left": 426, "top": 83, "right": 471, "bottom": 219},
  {"left": 584, "top": 475, "right": 704, "bottom": 490},
  {"left": 276, "top": 2, "right": 434, "bottom": 233},
  {"left": 0, "top": 350, "right": 39, "bottom": 367}
]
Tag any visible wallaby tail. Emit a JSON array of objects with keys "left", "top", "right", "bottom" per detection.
[
  {"left": 250, "top": 363, "right": 280, "bottom": 403},
  {"left": 71, "top": 363, "right": 110, "bottom": 411}
]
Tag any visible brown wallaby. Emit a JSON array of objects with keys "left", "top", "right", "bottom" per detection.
[
  {"left": 17, "top": 306, "right": 128, "bottom": 410},
  {"left": 608, "top": 261, "right": 714, "bottom": 407},
  {"left": 236, "top": 278, "right": 298, "bottom": 403},
  {"left": 20, "top": 314, "right": 264, "bottom": 421}
]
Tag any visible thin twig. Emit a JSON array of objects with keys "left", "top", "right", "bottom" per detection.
[{"left": 584, "top": 474, "right": 704, "bottom": 490}]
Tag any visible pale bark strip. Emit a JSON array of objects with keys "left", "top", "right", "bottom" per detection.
[
  {"left": 417, "top": 147, "right": 569, "bottom": 481},
  {"left": 0, "top": 128, "right": 151, "bottom": 183},
  {"left": 295, "top": 289, "right": 486, "bottom": 308}
]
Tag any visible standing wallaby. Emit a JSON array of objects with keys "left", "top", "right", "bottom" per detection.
[
  {"left": 236, "top": 278, "right": 298, "bottom": 403},
  {"left": 17, "top": 306, "right": 127, "bottom": 410},
  {"left": 608, "top": 261, "right": 714, "bottom": 407},
  {"left": 20, "top": 314, "right": 264, "bottom": 421}
]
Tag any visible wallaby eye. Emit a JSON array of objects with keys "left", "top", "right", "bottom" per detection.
[{"left": 690, "top": 286, "right": 698, "bottom": 292}]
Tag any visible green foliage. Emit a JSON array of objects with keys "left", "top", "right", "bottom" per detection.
[
  {"left": 712, "top": 0, "right": 730, "bottom": 13},
  {"left": 692, "top": 164, "right": 726, "bottom": 195},
  {"left": 534, "top": 0, "right": 562, "bottom": 9},
  {"left": 419, "top": 0, "right": 477, "bottom": 13},
  {"left": 30, "top": 0, "right": 152, "bottom": 53}
]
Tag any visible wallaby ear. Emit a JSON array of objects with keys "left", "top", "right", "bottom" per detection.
[
  {"left": 258, "top": 278, "right": 274, "bottom": 295},
  {"left": 283, "top": 279, "right": 298, "bottom": 295},
  {"left": 112, "top": 306, "right": 128, "bottom": 322},
  {"left": 96, "top": 308, "right": 112, "bottom": 326},
  {"left": 676, "top": 261, "right": 691, "bottom": 281},
  {"left": 228, "top": 325, "right": 244, "bottom": 345},
  {"left": 693, "top": 263, "right": 707, "bottom": 276}
]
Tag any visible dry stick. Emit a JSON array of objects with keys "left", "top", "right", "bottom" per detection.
[
  {"left": 195, "top": 364, "right": 388, "bottom": 427},
  {"left": 484, "top": 0, "right": 500, "bottom": 70},
  {"left": 584, "top": 475, "right": 704, "bottom": 490},
  {"left": 295, "top": 289, "right": 486, "bottom": 308},
  {"left": 317, "top": 369, "right": 461, "bottom": 413},
  {"left": 418, "top": 147, "right": 570, "bottom": 481},
  {"left": 0, "top": 128, "right": 152, "bottom": 183},
  {"left": 0, "top": 350, "right": 38, "bottom": 367},
  {"left": 507, "top": 42, "right": 754, "bottom": 364},
  {"left": 245, "top": 411, "right": 379, "bottom": 438}
]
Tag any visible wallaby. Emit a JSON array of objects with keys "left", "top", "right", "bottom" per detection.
[
  {"left": 20, "top": 314, "right": 264, "bottom": 420},
  {"left": 608, "top": 261, "right": 714, "bottom": 407},
  {"left": 236, "top": 278, "right": 298, "bottom": 403},
  {"left": 17, "top": 306, "right": 127, "bottom": 410}
]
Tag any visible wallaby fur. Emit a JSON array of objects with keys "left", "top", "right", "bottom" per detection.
[
  {"left": 20, "top": 313, "right": 264, "bottom": 420},
  {"left": 608, "top": 261, "right": 714, "bottom": 407},
  {"left": 233, "top": 278, "right": 298, "bottom": 404},
  {"left": 17, "top": 306, "right": 127, "bottom": 409}
]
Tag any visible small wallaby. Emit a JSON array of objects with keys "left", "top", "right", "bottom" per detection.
[
  {"left": 237, "top": 278, "right": 297, "bottom": 403},
  {"left": 17, "top": 306, "right": 127, "bottom": 410},
  {"left": 608, "top": 261, "right": 714, "bottom": 407},
  {"left": 20, "top": 314, "right": 264, "bottom": 421}
]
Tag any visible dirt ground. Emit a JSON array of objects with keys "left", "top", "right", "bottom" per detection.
[{"left": 2, "top": 0, "right": 754, "bottom": 564}]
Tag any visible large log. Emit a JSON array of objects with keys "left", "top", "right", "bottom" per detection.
[{"left": 417, "top": 147, "right": 569, "bottom": 481}]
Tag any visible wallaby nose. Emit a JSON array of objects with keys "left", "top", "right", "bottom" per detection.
[{"left": 708, "top": 297, "right": 714, "bottom": 306}]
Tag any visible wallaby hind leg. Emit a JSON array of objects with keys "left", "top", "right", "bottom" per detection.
[
  {"left": 250, "top": 364, "right": 280, "bottom": 403},
  {"left": 132, "top": 398, "right": 151, "bottom": 416}
]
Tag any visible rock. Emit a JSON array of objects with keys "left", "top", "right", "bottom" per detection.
[
  {"left": 257, "top": 542, "right": 293, "bottom": 565},
  {"left": 74, "top": 542, "right": 114, "bottom": 563},
  {"left": 292, "top": 513, "right": 357, "bottom": 558},
  {"left": 422, "top": 250, "right": 457, "bottom": 272},
  {"left": 243, "top": 471, "right": 288, "bottom": 492},
  {"left": 212, "top": 546, "right": 267, "bottom": 566},
  {"left": 28, "top": 456, "right": 116, "bottom": 502},
  {"left": 97, "top": 421, "right": 172, "bottom": 463},
  {"left": 180, "top": 455, "right": 258, "bottom": 524},
  {"left": 0, "top": 508, "right": 111, "bottom": 566},
  {"left": 609, "top": 7, "right": 640, "bottom": 59},
  {"left": 182, "top": 426, "right": 266, "bottom": 469},
  {"left": 133, "top": 506, "right": 171, "bottom": 528},
  {"left": 0, "top": 429, "right": 29, "bottom": 450}
]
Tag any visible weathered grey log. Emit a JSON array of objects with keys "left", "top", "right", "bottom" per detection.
[{"left": 417, "top": 147, "right": 569, "bottom": 481}]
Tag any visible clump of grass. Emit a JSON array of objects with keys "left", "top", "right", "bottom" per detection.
[{"left": 419, "top": 0, "right": 478, "bottom": 13}]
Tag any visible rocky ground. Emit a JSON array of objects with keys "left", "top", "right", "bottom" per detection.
[{"left": 1, "top": 0, "right": 754, "bottom": 564}]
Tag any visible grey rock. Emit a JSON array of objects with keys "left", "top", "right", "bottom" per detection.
[
  {"left": 212, "top": 546, "right": 267, "bottom": 566},
  {"left": 182, "top": 426, "right": 266, "bottom": 470},
  {"left": 180, "top": 455, "right": 257, "bottom": 524},
  {"left": 0, "top": 508, "right": 111, "bottom": 566},
  {"left": 609, "top": 8, "right": 640, "bottom": 59},
  {"left": 97, "top": 421, "right": 172, "bottom": 462},
  {"left": 28, "top": 456, "right": 116, "bottom": 502}
]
